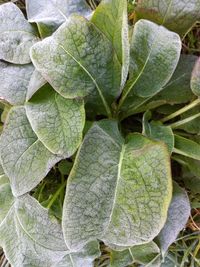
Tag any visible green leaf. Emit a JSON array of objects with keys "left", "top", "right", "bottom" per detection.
[
  {"left": 56, "top": 241, "right": 100, "bottom": 267},
  {"left": 26, "top": 69, "right": 46, "bottom": 101},
  {"left": 25, "top": 85, "right": 85, "bottom": 157},
  {"left": 26, "top": 0, "right": 92, "bottom": 37},
  {"left": 110, "top": 241, "right": 160, "bottom": 267},
  {"left": 119, "top": 19, "right": 181, "bottom": 111},
  {"left": 191, "top": 57, "right": 200, "bottom": 97},
  {"left": 58, "top": 160, "right": 73, "bottom": 175},
  {"left": 63, "top": 120, "right": 172, "bottom": 250},
  {"left": 156, "top": 182, "right": 190, "bottom": 253},
  {"left": 143, "top": 111, "right": 174, "bottom": 154},
  {"left": 0, "top": 3, "right": 38, "bottom": 64},
  {"left": 91, "top": 0, "right": 129, "bottom": 89},
  {"left": 135, "top": 0, "right": 200, "bottom": 36},
  {"left": 0, "top": 106, "right": 62, "bottom": 196},
  {"left": 153, "top": 55, "right": 197, "bottom": 104},
  {"left": 178, "top": 106, "right": 200, "bottom": 134},
  {"left": 31, "top": 16, "right": 121, "bottom": 116},
  {"left": 0, "top": 61, "right": 35, "bottom": 105},
  {"left": 174, "top": 134, "right": 200, "bottom": 160}
]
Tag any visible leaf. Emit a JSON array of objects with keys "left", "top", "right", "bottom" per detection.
[
  {"left": 55, "top": 241, "right": 100, "bottom": 267},
  {"left": 174, "top": 134, "right": 200, "bottom": 160},
  {"left": 25, "top": 85, "right": 85, "bottom": 157},
  {"left": 110, "top": 241, "right": 160, "bottom": 267},
  {"left": 31, "top": 16, "right": 121, "bottom": 116},
  {"left": 119, "top": 19, "right": 181, "bottom": 111},
  {"left": 91, "top": 0, "right": 129, "bottom": 89},
  {"left": 178, "top": 106, "right": 200, "bottom": 134},
  {"left": 153, "top": 55, "right": 197, "bottom": 104},
  {"left": 135, "top": 0, "right": 200, "bottom": 36},
  {"left": 143, "top": 111, "right": 174, "bottom": 154},
  {"left": 26, "top": 69, "right": 46, "bottom": 101},
  {"left": 26, "top": 0, "right": 92, "bottom": 37},
  {"left": 156, "top": 182, "right": 190, "bottom": 253},
  {"left": 63, "top": 120, "right": 172, "bottom": 250},
  {"left": 191, "top": 57, "right": 200, "bottom": 96},
  {"left": 0, "top": 3, "right": 38, "bottom": 64},
  {"left": 0, "top": 106, "right": 62, "bottom": 196},
  {"left": 0, "top": 61, "right": 35, "bottom": 105}
]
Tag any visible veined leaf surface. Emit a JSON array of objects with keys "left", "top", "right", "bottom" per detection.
[
  {"left": 119, "top": 19, "right": 181, "bottom": 111},
  {"left": 31, "top": 16, "right": 121, "bottom": 116},
  {"left": 26, "top": 85, "right": 85, "bottom": 157},
  {"left": 0, "top": 3, "right": 38, "bottom": 64},
  {"left": 0, "top": 106, "right": 62, "bottom": 196},
  {"left": 63, "top": 120, "right": 172, "bottom": 250}
]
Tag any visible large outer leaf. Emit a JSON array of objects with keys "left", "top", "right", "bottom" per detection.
[
  {"left": 119, "top": 19, "right": 181, "bottom": 111},
  {"left": 91, "top": 0, "right": 129, "bottom": 89},
  {"left": 110, "top": 241, "right": 160, "bottom": 267},
  {"left": 63, "top": 120, "right": 172, "bottom": 250},
  {"left": 157, "top": 182, "right": 190, "bottom": 253},
  {"left": 135, "top": 0, "right": 200, "bottom": 36},
  {"left": 0, "top": 3, "right": 38, "bottom": 64},
  {"left": 0, "top": 106, "right": 62, "bottom": 196},
  {"left": 26, "top": 85, "right": 85, "bottom": 157},
  {"left": 0, "top": 61, "right": 35, "bottom": 105},
  {"left": 31, "top": 16, "right": 121, "bottom": 116},
  {"left": 26, "top": 0, "right": 92, "bottom": 36}
]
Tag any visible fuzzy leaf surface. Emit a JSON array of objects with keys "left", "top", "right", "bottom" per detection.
[
  {"left": 0, "top": 61, "right": 35, "bottom": 105},
  {"left": 0, "top": 106, "right": 62, "bottom": 196},
  {"left": 26, "top": 85, "right": 85, "bottom": 157},
  {"left": 63, "top": 120, "right": 172, "bottom": 250},
  {"left": 119, "top": 19, "right": 181, "bottom": 111},
  {"left": 135, "top": 0, "right": 200, "bottom": 35},
  {"left": 157, "top": 182, "right": 190, "bottom": 253},
  {"left": 0, "top": 3, "right": 38, "bottom": 64}
]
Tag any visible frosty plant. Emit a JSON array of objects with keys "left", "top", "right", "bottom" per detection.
[{"left": 0, "top": 0, "right": 200, "bottom": 266}]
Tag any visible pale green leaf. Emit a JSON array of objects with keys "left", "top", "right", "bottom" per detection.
[
  {"left": 157, "top": 182, "right": 190, "bottom": 253},
  {"left": 135, "top": 0, "right": 200, "bottom": 36},
  {"left": 63, "top": 120, "right": 172, "bottom": 250},
  {"left": 30, "top": 16, "right": 121, "bottom": 116},
  {"left": 26, "top": 0, "right": 92, "bottom": 36},
  {"left": 174, "top": 134, "right": 200, "bottom": 160},
  {"left": 110, "top": 241, "right": 160, "bottom": 267},
  {"left": 0, "top": 106, "right": 62, "bottom": 196},
  {"left": 0, "top": 61, "right": 35, "bottom": 105},
  {"left": 91, "top": 0, "right": 129, "bottom": 89},
  {"left": 26, "top": 69, "right": 46, "bottom": 101},
  {"left": 191, "top": 57, "right": 200, "bottom": 96},
  {"left": 119, "top": 19, "right": 181, "bottom": 111},
  {"left": 0, "top": 3, "right": 38, "bottom": 64},
  {"left": 143, "top": 111, "right": 174, "bottom": 154},
  {"left": 55, "top": 241, "right": 100, "bottom": 267},
  {"left": 25, "top": 85, "right": 85, "bottom": 157},
  {"left": 153, "top": 55, "right": 197, "bottom": 104}
]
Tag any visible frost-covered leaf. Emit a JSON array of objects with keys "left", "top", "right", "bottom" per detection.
[
  {"left": 0, "top": 3, "right": 38, "bottom": 64},
  {"left": 191, "top": 57, "right": 200, "bottom": 96},
  {"left": 63, "top": 120, "right": 172, "bottom": 250},
  {"left": 153, "top": 55, "right": 197, "bottom": 104},
  {"left": 143, "top": 111, "right": 174, "bottom": 154},
  {"left": 119, "top": 19, "right": 181, "bottom": 111},
  {"left": 110, "top": 241, "right": 160, "bottom": 267},
  {"left": 26, "top": 69, "right": 46, "bottom": 101},
  {"left": 0, "top": 106, "right": 62, "bottom": 196},
  {"left": 92, "top": 0, "right": 129, "bottom": 89},
  {"left": 174, "top": 134, "right": 200, "bottom": 160},
  {"left": 26, "top": 0, "right": 92, "bottom": 36},
  {"left": 157, "top": 182, "right": 190, "bottom": 253},
  {"left": 26, "top": 85, "right": 85, "bottom": 157},
  {"left": 55, "top": 241, "right": 100, "bottom": 267},
  {"left": 0, "top": 61, "right": 35, "bottom": 105},
  {"left": 31, "top": 16, "right": 121, "bottom": 116},
  {"left": 135, "top": 0, "right": 200, "bottom": 36}
]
